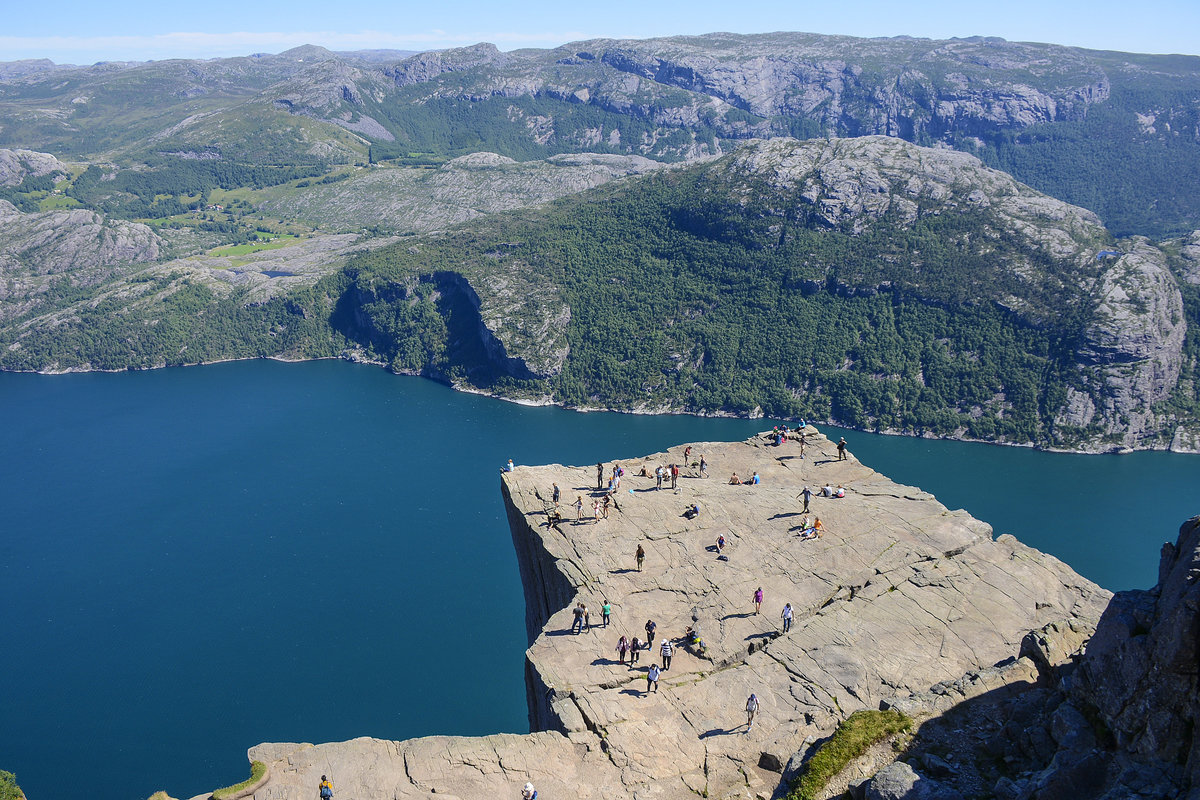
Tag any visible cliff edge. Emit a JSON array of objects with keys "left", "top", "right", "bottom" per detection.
[{"left": 220, "top": 430, "right": 1122, "bottom": 800}]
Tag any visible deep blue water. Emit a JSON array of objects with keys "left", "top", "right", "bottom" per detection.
[{"left": 1, "top": 359, "right": 1196, "bottom": 800}]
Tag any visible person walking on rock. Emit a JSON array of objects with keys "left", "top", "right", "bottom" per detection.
[
  {"left": 636, "top": 543, "right": 645, "bottom": 571},
  {"left": 799, "top": 486, "right": 813, "bottom": 514},
  {"left": 660, "top": 638, "right": 674, "bottom": 670},
  {"left": 602, "top": 600, "right": 612, "bottom": 628},
  {"left": 645, "top": 619, "right": 657, "bottom": 644},
  {"left": 745, "top": 693, "right": 760, "bottom": 731},
  {"left": 753, "top": 587, "right": 764, "bottom": 615},
  {"left": 630, "top": 636, "right": 642, "bottom": 665},
  {"left": 571, "top": 602, "right": 585, "bottom": 634},
  {"left": 699, "top": 455, "right": 708, "bottom": 477},
  {"left": 837, "top": 437, "right": 847, "bottom": 461},
  {"left": 521, "top": 782, "right": 538, "bottom": 800},
  {"left": 319, "top": 776, "right": 333, "bottom": 800},
  {"left": 647, "top": 663, "right": 661, "bottom": 694},
  {"left": 781, "top": 602, "right": 794, "bottom": 633},
  {"left": 617, "top": 635, "right": 630, "bottom": 664}
]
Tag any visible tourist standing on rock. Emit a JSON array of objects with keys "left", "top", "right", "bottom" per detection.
[
  {"left": 745, "top": 693, "right": 759, "bottom": 731},
  {"left": 617, "top": 635, "right": 630, "bottom": 664},
  {"left": 636, "top": 543, "right": 645, "bottom": 571},
  {"left": 521, "top": 781, "right": 538, "bottom": 800},
  {"left": 837, "top": 437, "right": 847, "bottom": 460},
  {"left": 670, "top": 463, "right": 679, "bottom": 489},
  {"left": 660, "top": 638, "right": 674, "bottom": 670},
  {"left": 597, "top": 462, "right": 604, "bottom": 490},
  {"left": 593, "top": 498, "right": 602, "bottom": 521},
  {"left": 655, "top": 465, "right": 664, "bottom": 489},
  {"left": 699, "top": 455, "right": 708, "bottom": 477},
  {"left": 583, "top": 604, "right": 591, "bottom": 632},
  {"left": 716, "top": 535, "right": 726, "bottom": 556},
  {"left": 781, "top": 603, "right": 794, "bottom": 633},
  {"left": 630, "top": 636, "right": 642, "bottom": 664},
  {"left": 684, "top": 445, "right": 692, "bottom": 463},
  {"left": 319, "top": 775, "right": 333, "bottom": 800},
  {"left": 551, "top": 482, "right": 560, "bottom": 508},
  {"left": 602, "top": 600, "right": 612, "bottom": 627},
  {"left": 571, "top": 602, "right": 585, "bottom": 634},
  {"left": 753, "top": 587, "right": 764, "bottom": 614},
  {"left": 602, "top": 494, "right": 611, "bottom": 519},
  {"left": 647, "top": 663, "right": 661, "bottom": 693},
  {"left": 573, "top": 496, "right": 583, "bottom": 522},
  {"left": 799, "top": 486, "right": 813, "bottom": 514}
]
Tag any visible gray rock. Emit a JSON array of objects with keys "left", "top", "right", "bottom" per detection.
[
  {"left": 865, "top": 761, "right": 963, "bottom": 800},
  {"left": 228, "top": 433, "right": 1108, "bottom": 800}
]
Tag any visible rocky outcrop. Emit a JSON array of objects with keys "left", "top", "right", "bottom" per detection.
[
  {"left": 0, "top": 200, "right": 161, "bottom": 275},
  {"left": 852, "top": 516, "right": 1200, "bottom": 800},
  {"left": 1071, "top": 516, "right": 1200, "bottom": 791},
  {"left": 1057, "top": 239, "right": 1188, "bottom": 449},
  {"left": 231, "top": 432, "right": 1109, "bottom": 800},
  {"left": 0, "top": 149, "right": 66, "bottom": 187},
  {"left": 259, "top": 150, "right": 664, "bottom": 234}
]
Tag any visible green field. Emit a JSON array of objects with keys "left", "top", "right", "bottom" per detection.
[{"left": 209, "top": 235, "right": 303, "bottom": 257}]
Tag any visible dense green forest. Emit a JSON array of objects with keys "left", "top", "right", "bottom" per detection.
[
  {"left": 0, "top": 274, "right": 348, "bottom": 372},
  {"left": 334, "top": 165, "right": 1108, "bottom": 446},
  {"left": 65, "top": 158, "right": 327, "bottom": 220}
]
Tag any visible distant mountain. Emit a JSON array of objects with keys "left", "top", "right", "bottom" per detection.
[
  {"left": 2, "top": 32, "right": 1199, "bottom": 236},
  {"left": 4, "top": 136, "right": 1196, "bottom": 451}
]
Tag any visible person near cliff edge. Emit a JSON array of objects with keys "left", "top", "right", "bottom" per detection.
[
  {"left": 837, "top": 437, "right": 847, "bottom": 460},
  {"left": 319, "top": 775, "right": 333, "bottom": 800},
  {"left": 596, "top": 462, "right": 604, "bottom": 490},
  {"left": 521, "top": 781, "right": 538, "bottom": 800}
]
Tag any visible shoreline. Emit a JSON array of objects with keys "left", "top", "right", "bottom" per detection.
[{"left": 7, "top": 352, "right": 1198, "bottom": 455}]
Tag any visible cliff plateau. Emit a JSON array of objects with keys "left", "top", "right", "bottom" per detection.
[{"left": 219, "top": 431, "right": 1124, "bottom": 800}]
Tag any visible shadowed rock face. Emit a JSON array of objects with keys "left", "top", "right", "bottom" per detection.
[{"left": 232, "top": 431, "right": 1107, "bottom": 800}]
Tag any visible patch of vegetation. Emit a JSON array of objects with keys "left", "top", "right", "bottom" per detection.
[
  {"left": 211, "top": 761, "right": 266, "bottom": 800},
  {"left": 0, "top": 274, "right": 351, "bottom": 372},
  {"left": 209, "top": 234, "right": 302, "bottom": 257},
  {"left": 0, "top": 771, "right": 23, "bottom": 800},
  {"left": 785, "top": 710, "right": 913, "bottom": 800}
]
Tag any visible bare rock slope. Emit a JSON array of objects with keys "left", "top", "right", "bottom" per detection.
[{"left": 233, "top": 431, "right": 1108, "bottom": 800}]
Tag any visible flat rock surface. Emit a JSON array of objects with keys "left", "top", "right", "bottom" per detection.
[{"left": 241, "top": 430, "right": 1109, "bottom": 800}]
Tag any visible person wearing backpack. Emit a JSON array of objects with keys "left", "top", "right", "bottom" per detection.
[{"left": 319, "top": 775, "right": 333, "bottom": 800}]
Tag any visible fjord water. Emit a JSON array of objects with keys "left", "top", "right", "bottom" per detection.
[{"left": 1, "top": 360, "right": 1196, "bottom": 800}]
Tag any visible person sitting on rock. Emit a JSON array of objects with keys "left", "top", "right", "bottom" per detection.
[
  {"left": 821, "top": 484, "right": 834, "bottom": 497},
  {"left": 751, "top": 472, "right": 761, "bottom": 485},
  {"left": 835, "top": 485, "right": 845, "bottom": 498},
  {"left": 683, "top": 503, "right": 700, "bottom": 519},
  {"left": 729, "top": 473, "right": 742, "bottom": 485}
]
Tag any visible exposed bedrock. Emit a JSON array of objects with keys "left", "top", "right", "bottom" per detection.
[{"left": 224, "top": 431, "right": 1116, "bottom": 800}]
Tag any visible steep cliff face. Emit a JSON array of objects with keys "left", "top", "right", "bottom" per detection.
[
  {"left": 1058, "top": 241, "right": 1187, "bottom": 449},
  {"left": 1072, "top": 516, "right": 1200, "bottom": 792}
]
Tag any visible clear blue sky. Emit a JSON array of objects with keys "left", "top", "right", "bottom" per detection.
[{"left": 2, "top": 0, "right": 1198, "bottom": 64}]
